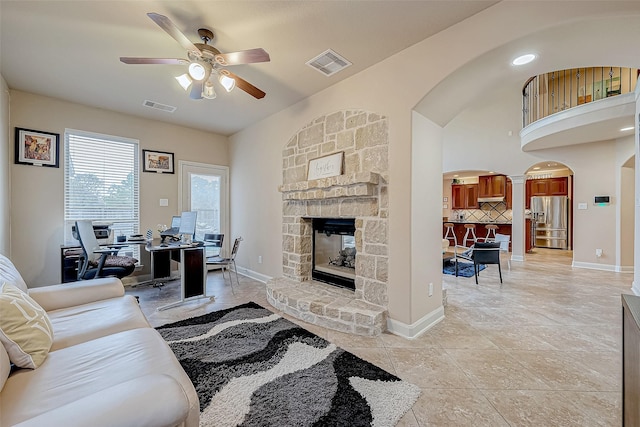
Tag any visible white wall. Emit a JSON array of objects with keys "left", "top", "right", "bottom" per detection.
[
  {"left": 0, "top": 76, "right": 10, "bottom": 255},
  {"left": 10, "top": 90, "right": 229, "bottom": 286}
]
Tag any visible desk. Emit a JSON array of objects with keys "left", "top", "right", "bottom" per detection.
[{"left": 145, "top": 240, "right": 211, "bottom": 310}]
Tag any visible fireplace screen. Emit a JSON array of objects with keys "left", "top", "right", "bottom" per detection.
[{"left": 312, "top": 218, "right": 356, "bottom": 290}]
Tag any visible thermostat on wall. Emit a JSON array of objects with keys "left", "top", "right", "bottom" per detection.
[{"left": 594, "top": 196, "right": 610, "bottom": 206}]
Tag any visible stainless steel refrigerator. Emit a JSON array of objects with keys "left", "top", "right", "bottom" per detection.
[{"left": 530, "top": 196, "right": 570, "bottom": 249}]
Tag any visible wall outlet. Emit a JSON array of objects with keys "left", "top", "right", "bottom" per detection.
[
  {"left": 595, "top": 248, "right": 603, "bottom": 257},
  {"left": 258, "top": 255, "right": 263, "bottom": 264},
  {"left": 428, "top": 282, "right": 433, "bottom": 297}
]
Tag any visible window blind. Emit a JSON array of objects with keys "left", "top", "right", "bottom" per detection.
[{"left": 64, "top": 129, "right": 140, "bottom": 248}]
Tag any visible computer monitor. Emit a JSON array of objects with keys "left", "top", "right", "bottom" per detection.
[
  {"left": 178, "top": 211, "right": 197, "bottom": 239},
  {"left": 170, "top": 215, "right": 181, "bottom": 229}
]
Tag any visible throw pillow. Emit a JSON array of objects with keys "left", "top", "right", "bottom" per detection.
[{"left": 0, "top": 282, "right": 53, "bottom": 369}]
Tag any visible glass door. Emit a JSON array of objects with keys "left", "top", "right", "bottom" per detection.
[{"left": 179, "top": 161, "right": 229, "bottom": 255}]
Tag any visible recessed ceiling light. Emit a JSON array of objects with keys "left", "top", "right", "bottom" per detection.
[
  {"left": 453, "top": 174, "right": 459, "bottom": 177},
  {"left": 533, "top": 167, "right": 541, "bottom": 170},
  {"left": 620, "top": 126, "right": 634, "bottom": 132},
  {"left": 512, "top": 54, "right": 536, "bottom": 66}
]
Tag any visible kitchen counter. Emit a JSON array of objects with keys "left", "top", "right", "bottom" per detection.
[{"left": 444, "top": 220, "right": 512, "bottom": 225}]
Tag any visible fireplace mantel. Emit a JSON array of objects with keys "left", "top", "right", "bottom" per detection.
[{"left": 278, "top": 172, "right": 380, "bottom": 201}]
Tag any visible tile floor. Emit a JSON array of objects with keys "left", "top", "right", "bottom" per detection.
[{"left": 127, "top": 248, "right": 629, "bottom": 426}]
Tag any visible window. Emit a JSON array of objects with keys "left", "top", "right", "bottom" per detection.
[{"left": 64, "top": 129, "right": 139, "bottom": 254}]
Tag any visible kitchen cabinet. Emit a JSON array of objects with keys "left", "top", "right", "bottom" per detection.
[
  {"left": 451, "top": 184, "right": 479, "bottom": 209},
  {"left": 548, "top": 177, "right": 568, "bottom": 195},
  {"left": 479, "top": 175, "right": 506, "bottom": 198},
  {"left": 506, "top": 179, "right": 512, "bottom": 209},
  {"left": 525, "top": 218, "right": 532, "bottom": 252},
  {"left": 526, "top": 177, "right": 569, "bottom": 205}
]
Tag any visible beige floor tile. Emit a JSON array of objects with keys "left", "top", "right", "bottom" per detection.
[
  {"left": 386, "top": 347, "right": 476, "bottom": 389},
  {"left": 410, "top": 388, "right": 509, "bottom": 426},
  {"left": 126, "top": 248, "right": 629, "bottom": 425}
]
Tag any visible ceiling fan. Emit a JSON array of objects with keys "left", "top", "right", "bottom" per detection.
[{"left": 120, "top": 12, "right": 270, "bottom": 100}]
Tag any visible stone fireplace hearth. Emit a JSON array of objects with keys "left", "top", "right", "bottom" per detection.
[{"left": 266, "top": 110, "right": 389, "bottom": 336}]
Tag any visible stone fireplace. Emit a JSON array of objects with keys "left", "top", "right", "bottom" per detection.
[{"left": 266, "top": 110, "right": 389, "bottom": 336}]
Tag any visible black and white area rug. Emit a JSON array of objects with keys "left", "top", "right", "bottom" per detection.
[{"left": 157, "top": 302, "right": 421, "bottom": 427}]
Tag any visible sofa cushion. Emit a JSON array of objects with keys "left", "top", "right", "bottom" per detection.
[
  {"left": 0, "top": 282, "right": 53, "bottom": 369},
  {"left": 47, "top": 295, "right": 150, "bottom": 351},
  {"left": 0, "top": 328, "right": 199, "bottom": 427},
  {"left": 0, "top": 254, "right": 28, "bottom": 293}
]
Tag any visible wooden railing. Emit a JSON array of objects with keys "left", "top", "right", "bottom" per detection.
[{"left": 522, "top": 67, "right": 639, "bottom": 127}]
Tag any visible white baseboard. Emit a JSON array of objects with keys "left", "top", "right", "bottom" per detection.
[
  {"left": 386, "top": 305, "right": 445, "bottom": 339},
  {"left": 235, "top": 266, "right": 272, "bottom": 283},
  {"left": 616, "top": 265, "right": 634, "bottom": 273},
  {"left": 571, "top": 261, "right": 619, "bottom": 272}
]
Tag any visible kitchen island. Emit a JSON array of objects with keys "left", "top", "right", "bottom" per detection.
[{"left": 442, "top": 220, "right": 533, "bottom": 252}]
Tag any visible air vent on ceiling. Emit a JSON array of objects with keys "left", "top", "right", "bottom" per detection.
[
  {"left": 143, "top": 100, "right": 176, "bottom": 113},
  {"left": 306, "top": 49, "right": 352, "bottom": 77}
]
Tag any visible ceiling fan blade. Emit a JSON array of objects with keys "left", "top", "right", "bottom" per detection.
[
  {"left": 189, "top": 81, "right": 203, "bottom": 99},
  {"left": 221, "top": 70, "right": 266, "bottom": 99},
  {"left": 147, "top": 12, "right": 202, "bottom": 57},
  {"left": 120, "top": 57, "right": 188, "bottom": 65},
  {"left": 214, "top": 48, "right": 271, "bottom": 66}
]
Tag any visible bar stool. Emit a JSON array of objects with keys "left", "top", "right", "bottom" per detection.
[
  {"left": 463, "top": 224, "right": 477, "bottom": 247},
  {"left": 483, "top": 224, "right": 498, "bottom": 242},
  {"left": 443, "top": 223, "right": 457, "bottom": 247}
]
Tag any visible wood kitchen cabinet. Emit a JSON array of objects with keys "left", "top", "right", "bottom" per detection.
[
  {"left": 505, "top": 179, "right": 512, "bottom": 209},
  {"left": 452, "top": 184, "right": 479, "bottom": 209},
  {"left": 479, "top": 174, "right": 506, "bottom": 198},
  {"left": 526, "top": 177, "right": 569, "bottom": 205}
]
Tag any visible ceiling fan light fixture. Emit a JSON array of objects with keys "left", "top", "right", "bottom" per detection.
[
  {"left": 175, "top": 73, "right": 192, "bottom": 90},
  {"left": 188, "top": 62, "right": 207, "bottom": 81},
  {"left": 219, "top": 74, "right": 235, "bottom": 92},
  {"left": 203, "top": 81, "right": 217, "bottom": 99}
]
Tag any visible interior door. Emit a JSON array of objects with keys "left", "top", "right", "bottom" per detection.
[{"left": 179, "top": 161, "right": 229, "bottom": 254}]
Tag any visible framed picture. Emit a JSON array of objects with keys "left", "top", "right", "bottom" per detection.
[
  {"left": 15, "top": 127, "right": 59, "bottom": 168},
  {"left": 142, "top": 149, "right": 174, "bottom": 174},
  {"left": 307, "top": 152, "right": 344, "bottom": 180}
]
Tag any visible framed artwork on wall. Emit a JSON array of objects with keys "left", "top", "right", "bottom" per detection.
[
  {"left": 142, "top": 149, "right": 174, "bottom": 174},
  {"left": 14, "top": 127, "right": 60, "bottom": 168},
  {"left": 307, "top": 152, "right": 344, "bottom": 180}
]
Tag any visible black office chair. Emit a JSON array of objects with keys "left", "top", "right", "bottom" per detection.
[
  {"left": 206, "top": 236, "right": 242, "bottom": 287},
  {"left": 75, "top": 220, "right": 138, "bottom": 280},
  {"left": 471, "top": 241, "right": 502, "bottom": 285}
]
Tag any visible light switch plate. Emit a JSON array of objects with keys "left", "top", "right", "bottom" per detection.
[
  {"left": 159, "top": 198, "right": 169, "bottom": 207},
  {"left": 578, "top": 203, "right": 587, "bottom": 210}
]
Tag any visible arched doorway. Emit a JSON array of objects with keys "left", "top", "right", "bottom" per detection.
[{"left": 524, "top": 161, "right": 574, "bottom": 252}]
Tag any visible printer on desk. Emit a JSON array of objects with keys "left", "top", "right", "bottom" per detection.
[{"left": 71, "top": 222, "right": 113, "bottom": 245}]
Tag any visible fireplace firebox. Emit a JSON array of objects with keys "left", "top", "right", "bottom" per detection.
[{"left": 312, "top": 218, "right": 356, "bottom": 291}]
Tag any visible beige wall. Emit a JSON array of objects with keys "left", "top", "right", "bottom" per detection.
[
  {"left": 10, "top": 90, "right": 229, "bottom": 286},
  {"left": 229, "top": 3, "right": 640, "bottom": 332},
  {"left": 0, "top": 76, "right": 10, "bottom": 255}
]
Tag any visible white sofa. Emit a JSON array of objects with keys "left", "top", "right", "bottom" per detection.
[{"left": 0, "top": 254, "right": 199, "bottom": 427}]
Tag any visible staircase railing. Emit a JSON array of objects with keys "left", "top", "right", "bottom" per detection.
[{"left": 522, "top": 67, "right": 639, "bottom": 127}]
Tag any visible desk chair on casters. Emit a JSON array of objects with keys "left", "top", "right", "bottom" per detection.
[
  {"left": 206, "top": 236, "right": 242, "bottom": 288},
  {"left": 75, "top": 220, "right": 138, "bottom": 280}
]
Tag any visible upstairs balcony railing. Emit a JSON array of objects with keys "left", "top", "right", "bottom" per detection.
[{"left": 522, "top": 67, "right": 639, "bottom": 127}]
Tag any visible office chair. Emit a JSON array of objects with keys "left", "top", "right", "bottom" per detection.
[
  {"left": 206, "top": 236, "right": 242, "bottom": 287},
  {"left": 75, "top": 220, "right": 138, "bottom": 280}
]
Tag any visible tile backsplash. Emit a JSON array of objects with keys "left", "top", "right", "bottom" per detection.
[{"left": 450, "top": 202, "right": 512, "bottom": 223}]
